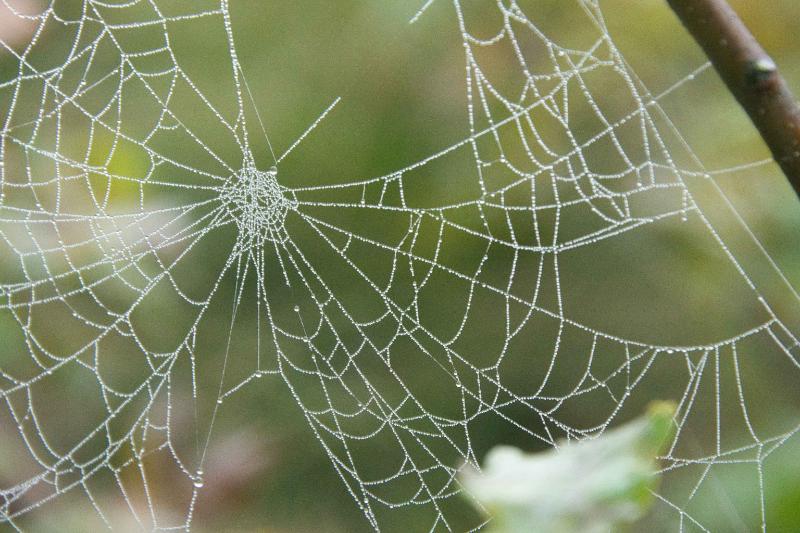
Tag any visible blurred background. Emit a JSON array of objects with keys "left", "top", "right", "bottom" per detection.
[{"left": 0, "top": 0, "right": 799, "bottom": 531}]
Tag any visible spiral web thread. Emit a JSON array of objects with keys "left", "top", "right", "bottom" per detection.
[{"left": 0, "top": 0, "right": 799, "bottom": 530}]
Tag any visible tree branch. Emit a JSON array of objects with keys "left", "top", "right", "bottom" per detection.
[{"left": 667, "top": 0, "right": 800, "bottom": 200}]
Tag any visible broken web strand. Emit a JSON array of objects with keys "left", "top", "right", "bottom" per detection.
[
  {"left": 576, "top": 2, "right": 797, "bottom": 529},
  {"left": 582, "top": 5, "right": 800, "bottom": 525}
]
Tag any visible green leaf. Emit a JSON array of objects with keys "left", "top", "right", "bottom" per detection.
[{"left": 461, "top": 402, "right": 676, "bottom": 533}]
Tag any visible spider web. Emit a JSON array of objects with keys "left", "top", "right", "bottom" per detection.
[{"left": 0, "top": 0, "right": 799, "bottom": 530}]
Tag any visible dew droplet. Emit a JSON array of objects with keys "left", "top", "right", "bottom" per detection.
[
  {"left": 193, "top": 479, "right": 204, "bottom": 489},
  {"left": 293, "top": 305, "right": 300, "bottom": 313}
]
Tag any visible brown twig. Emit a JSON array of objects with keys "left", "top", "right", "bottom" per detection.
[{"left": 667, "top": 0, "right": 800, "bottom": 200}]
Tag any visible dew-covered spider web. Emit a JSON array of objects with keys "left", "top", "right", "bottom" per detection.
[{"left": 1, "top": 0, "right": 800, "bottom": 531}]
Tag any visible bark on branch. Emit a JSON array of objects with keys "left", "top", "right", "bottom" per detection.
[{"left": 667, "top": 0, "right": 800, "bottom": 200}]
